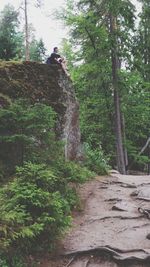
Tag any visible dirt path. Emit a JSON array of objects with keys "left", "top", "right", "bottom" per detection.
[{"left": 39, "top": 172, "right": 150, "bottom": 267}]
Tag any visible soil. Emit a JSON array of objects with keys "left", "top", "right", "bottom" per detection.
[{"left": 37, "top": 172, "right": 150, "bottom": 267}]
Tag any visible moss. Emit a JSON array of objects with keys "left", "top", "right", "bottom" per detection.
[
  {"left": 0, "top": 61, "right": 61, "bottom": 101},
  {"left": 0, "top": 60, "right": 81, "bottom": 162},
  {"left": 0, "top": 60, "right": 71, "bottom": 130}
]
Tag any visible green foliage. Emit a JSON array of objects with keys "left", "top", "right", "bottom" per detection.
[
  {"left": 0, "top": 257, "right": 8, "bottom": 267},
  {"left": 59, "top": 0, "right": 149, "bottom": 172},
  {"left": 0, "top": 94, "right": 96, "bottom": 264},
  {"left": 0, "top": 4, "right": 47, "bottom": 62},
  {"left": 0, "top": 253, "right": 29, "bottom": 267},
  {"left": 0, "top": 158, "right": 95, "bottom": 261},
  {"left": 83, "top": 143, "right": 110, "bottom": 175},
  {"left": 0, "top": 100, "right": 60, "bottom": 177},
  {"left": 64, "top": 187, "right": 79, "bottom": 210},
  {"left": 56, "top": 159, "right": 94, "bottom": 183},
  {"left": 0, "top": 5, "right": 24, "bottom": 60},
  {"left": 9, "top": 256, "right": 26, "bottom": 267},
  {"left": 58, "top": 0, "right": 136, "bottom": 169},
  {"left": 0, "top": 162, "right": 72, "bottom": 254},
  {"left": 29, "top": 38, "right": 47, "bottom": 62},
  {"left": 133, "top": 0, "right": 150, "bottom": 81},
  {"left": 122, "top": 72, "right": 150, "bottom": 168}
]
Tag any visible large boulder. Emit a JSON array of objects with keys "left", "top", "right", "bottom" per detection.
[{"left": 0, "top": 61, "right": 81, "bottom": 161}]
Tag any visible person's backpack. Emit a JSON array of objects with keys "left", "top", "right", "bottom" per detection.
[{"left": 46, "top": 57, "right": 51, "bottom": 64}]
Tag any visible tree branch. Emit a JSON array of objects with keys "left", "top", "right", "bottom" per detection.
[
  {"left": 84, "top": 26, "right": 98, "bottom": 56},
  {"left": 139, "top": 137, "right": 150, "bottom": 155}
]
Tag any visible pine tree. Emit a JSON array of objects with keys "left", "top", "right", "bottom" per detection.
[
  {"left": 0, "top": 4, "right": 23, "bottom": 60},
  {"left": 22, "top": 0, "right": 44, "bottom": 60}
]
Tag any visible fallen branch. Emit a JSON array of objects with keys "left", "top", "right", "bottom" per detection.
[{"left": 139, "top": 137, "right": 150, "bottom": 155}]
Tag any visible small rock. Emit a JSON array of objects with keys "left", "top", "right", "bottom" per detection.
[
  {"left": 146, "top": 233, "right": 150, "bottom": 240},
  {"left": 109, "top": 169, "right": 120, "bottom": 174},
  {"left": 130, "top": 190, "right": 138, "bottom": 196}
]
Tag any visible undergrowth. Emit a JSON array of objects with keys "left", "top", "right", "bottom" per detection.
[{"left": 0, "top": 99, "right": 107, "bottom": 266}]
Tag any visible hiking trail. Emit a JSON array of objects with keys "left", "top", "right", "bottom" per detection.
[{"left": 39, "top": 172, "right": 150, "bottom": 267}]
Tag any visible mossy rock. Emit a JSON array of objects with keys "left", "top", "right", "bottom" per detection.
[{"left": 0, "top": 61, "right": 81, "bottom": 161}]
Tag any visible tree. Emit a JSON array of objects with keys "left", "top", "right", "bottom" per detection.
[
  {"left": 22, "top": 0, "right": 43, "bottom": 61},
  {"left": 24, "top": 0, "right": 30, "bottom": 60},
  {"left": 30, "top": 38, "right": 47, "bottom": 62},
  {"left": 109, "top": 13, "right": 125, "bottom": 173},
  {"left": 58, "top": 0, "right": 115, "bottom": 162},
  {"left": 108, "top": 0, "right": 135, "bottom": 173},
  {"left": 125, "top": 0, "right": 150, "bottom": 171},
  {"left": 60, "top": 0, "right": 136, "bottom": 173},
  {"left": 60, "top": 38, "right": 76, "bottom": 72},
  {"left": 133, "top": 0, "right": 150, "bottom": 81},
  {"left": 0, "top": 4, "right": 23, "bottom": 60},
  {"left": 0, "top": 3, "right": 46, "bottom": 62}
]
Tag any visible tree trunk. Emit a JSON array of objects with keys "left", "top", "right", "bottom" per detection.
[
  {"left": 110, "top": 14, "right": 126, "bottom": 174},
  {"left": 121, "top": 113, "right": 128, "bottom": 171},
  {"left": 25, "top": 0, "right": 30, "bottom": 61}
]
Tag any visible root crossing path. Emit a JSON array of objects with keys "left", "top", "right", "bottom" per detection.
[{"left": 41, "top": 172, "right": 150, "bottom": 267}]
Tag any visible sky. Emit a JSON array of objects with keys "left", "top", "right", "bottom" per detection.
[{"left": 0, "top": 0, "right": 142, "bottom": 54}]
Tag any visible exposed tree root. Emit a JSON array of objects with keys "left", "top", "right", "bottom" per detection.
[
  {"left": 84, "top": 258, "right": 90, "bottom": 267},
  {"left": 65, "top": 255, "right": 76, "bottom": 267}
]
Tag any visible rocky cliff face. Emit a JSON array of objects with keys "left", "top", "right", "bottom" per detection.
[{"left": 0, "top": 61, "right": 81, "bottom": 161}]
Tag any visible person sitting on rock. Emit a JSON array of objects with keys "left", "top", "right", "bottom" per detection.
[{"left": 46, "top": 47, "right": 70, "bottom": 77}]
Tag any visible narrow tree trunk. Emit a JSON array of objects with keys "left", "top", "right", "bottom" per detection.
[
  {"left": 25, "top": 0, "right": 30, "bottom": 61},
  {"left": 121, "top": 113, "right": 128, "bottom": 171},
  {"left": 110, "top": 14, "right": 126, "bottom": 174}
]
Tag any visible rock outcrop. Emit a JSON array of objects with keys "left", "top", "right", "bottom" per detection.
[{"left": 0, "top": 61, "right": 81, "bottom": 160}]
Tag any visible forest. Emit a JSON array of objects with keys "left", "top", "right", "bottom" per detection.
[{"left": 0, "top": 0, "right": 149, "bottom": 266}]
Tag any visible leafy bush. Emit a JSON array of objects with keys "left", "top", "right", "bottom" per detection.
[
  {"left": 0, "top": 254, "right": 28, "bottom": 267},
  {"left": 55, "top": 159, "right": 95, "bottom": 183},
  {"left": 0, "top": 100, "right": 61, "bottom": 176},
  {"left": 125, "top": 140, "right": 150, "bottom": 172},
  {"left": 84, "top": 143, "right": 110, "bottom": 175},
  {"left": 0, "top": 257, "right": 8, "bottom": 267},
  {"left": 0, "top": 163, "right": 72, "bottom": 254}
]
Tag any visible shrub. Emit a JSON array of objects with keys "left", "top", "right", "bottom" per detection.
[
  {"left": 84, "top": 143, "right": 110, "bottom": 175},
  {"left": 0, "top": 257, "right": 8, "bottom": 267},
  {"left": 0, "top": 163, "right": 72, "bottom": 254},
  {"left": 0, "top": 100, "right": 60, "bottom": 177},
  {"left": 55, "top": 159, "right": 95, "bottom": 183},
  {"left": 0, "top": 254, "right": 27, "bottom": 267}
]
